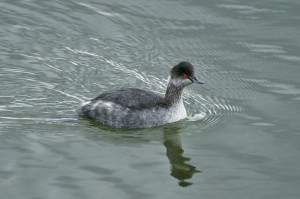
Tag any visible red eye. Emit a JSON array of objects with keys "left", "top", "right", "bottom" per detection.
[{"left": 183, "top": 74, "right": 188, "bottom": 79}]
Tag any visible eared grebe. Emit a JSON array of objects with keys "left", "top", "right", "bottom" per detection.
[{"left": 80, "top": 61, "right": 204, "bottom": 128}]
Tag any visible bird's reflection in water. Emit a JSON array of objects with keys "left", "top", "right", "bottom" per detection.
[
  {"left": 163, "top": 126, "right": 201, "bottom": 187},
  {"left": 84, "top": 119, "right": 201, "bottom": 187}
]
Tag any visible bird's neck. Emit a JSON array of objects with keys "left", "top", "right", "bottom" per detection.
[{"left": 163, "top": 79, "right": 184, "bottom": 106}]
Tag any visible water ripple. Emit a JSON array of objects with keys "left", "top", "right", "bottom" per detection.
[
  {"left": 0, "top": 0, "right": 247, "bottom": 130},
  {"left": 237, "top": 42, "right": 287, "bottom": 54}
]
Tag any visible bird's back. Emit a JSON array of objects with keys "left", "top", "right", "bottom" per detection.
[{"left": 92, "top": 88, "right": 164, "bottom": 110}]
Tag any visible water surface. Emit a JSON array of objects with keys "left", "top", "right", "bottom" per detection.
[{"left": 1, "top": 0, "right": 300, "bottom": 198}]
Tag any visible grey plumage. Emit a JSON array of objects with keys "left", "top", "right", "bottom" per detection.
[{"left": 80, "top": 62, "right": 203, "bottom": 128}]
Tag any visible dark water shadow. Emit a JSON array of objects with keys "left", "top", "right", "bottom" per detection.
[
  {"left": 82, "top": 118, "right": 201, "bottom": 187},
  {"left": 163, "top": 125, "right": 201, "bottom": 187}
]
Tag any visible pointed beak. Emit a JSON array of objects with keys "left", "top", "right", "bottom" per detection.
[{"left": 189, "top": 77, "right": 204, "bottom": 84}]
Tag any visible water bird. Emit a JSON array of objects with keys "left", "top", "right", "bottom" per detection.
[{"left": 80, "top": 61, "right": 204, "bottom": 128}]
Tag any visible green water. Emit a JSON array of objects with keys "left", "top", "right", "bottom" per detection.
[{"left": 1, "top": 0, "right": 300, "bottom": 198}]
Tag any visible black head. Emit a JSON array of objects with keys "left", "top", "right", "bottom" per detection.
[
  {"left": 171, "top": 62, "right": 194, "bottom": 78},
  {"left": 170, "top": 61, "right": 204, "bottom": 84}
]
